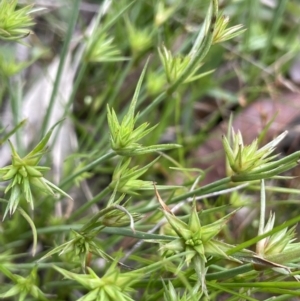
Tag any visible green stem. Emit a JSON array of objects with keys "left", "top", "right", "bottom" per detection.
[
  {"left": 60, "top": 150, "right": 116, "bottom": 188},
  {"left": 268, "top": 293, "right": 300, "bottom": 301},
  {"left": 0, "top": 119, "right": 26, "bottom": 145},
  {"left": 103, "top": 227, "right": 175, "bottom": 240},
  {"left": 170, "top": 176, "right": 231, "bottom": 204},
  {"left": 208, "top": 282, "right": 258, "bottom": 301},
  {"left": 21, "top": 224, "right": 176, "bottom": 241},
  {"left": 138, "top": 91, "right": 167, "bottom": 120},
  {"left": 65, "top": 63, "right": 88, "bottom": 115},
  {"left": 8, "top": 263, "right": 68, "bottom": 270},
  {"left": 41, "top": 0, "right": 80, "bottom": 136},
  {"left": 175, "top": 92, "right": 184, "bottom": 164},
  {"left": 7, "top": 77, "right": 22, "bottom": 151},
  {"left": 133, "top": 252, "right": 190, "bottom": 275},
  {"left": 136, "top": 178, "right": 232, "bottom": 214},
  {"left": 218, "top": 282, "right": 300, "bottom": 289},
  {"left": 206, "top": 263, "right": 253, "bottom": 280},
  {"left": 0, "top": 265, "right": 17, "bottom": 281},
  {"left": 68, "top": 186, "right": 111, "bottom": 221}
]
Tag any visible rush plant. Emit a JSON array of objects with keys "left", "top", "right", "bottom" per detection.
[{"left": 1, "top": 0, "right": 300, "bottom": 300}]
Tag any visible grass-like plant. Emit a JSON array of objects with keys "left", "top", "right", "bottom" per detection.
[{"left": 1, "top": 0, "right": 300, "bottom": 300}]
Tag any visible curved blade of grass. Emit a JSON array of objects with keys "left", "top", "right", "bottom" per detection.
[
  {"left": 0, "top": 119, "right": 27, "bottom": 145},
  {"left": 18, "top": 207, "right": 37, "bottom": 257}
]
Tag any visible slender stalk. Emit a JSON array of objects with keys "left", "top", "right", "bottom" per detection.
[
  {"left": 21, "top": 224, "right": 176, "bottom": 241},
  {"left": 102, "top": 227, "right": 175, "bottom": 240},
  {"left": 68, "top": 186, "right": 111, "bottom": 221},
  {"left": 60, "top": 150, "right": 116, "bottom": 188},
  {"left": 206, "top": 264, "right": 253, "bottom": 280},
  {"left": 174, "top": 92, "right": 184, "bottom": 165},
  {"left": 208, "top": 282, "right": 259, "bottom": 301},
  {"left": 138, "top": 91, "right": 167, "bottom": 120},
  {"left": 136, "top": 180, "right": 232, "bottom": 215},
  {"left": 218, "top": 282, "right": 300, "bottom": 289},
  {"left": 41, "top": 0, "right": 80, "bottom": 136},
  {"left": 170, "top": 176, "right": 232, "bottom": 204},
  {"left": 7, "top": 77, "right": 22, "bottom": 151},
  {"left": 0, "top": 265, "right": 17, "bottom": 281},
  {"left": 267, "top": 293, "right": 300, "bottom": 301},
  {"left": 65, "top": 63, "right": 88, "bottom": 115}
]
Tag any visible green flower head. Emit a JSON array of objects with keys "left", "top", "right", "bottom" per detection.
[
  {"left": 0, "top": 121, "right": 72, "bottom": 220},
  {"left": 107, "top": 62, "right": 180, "bottom": 156},
  {"left": 0, "top": 0, "right": 37, "bottom": 41},
  {"left": 222, "top": 129, "right": 298, "bottom": 182},
  {"left": 54, "top": 263, "right": 141, "bottom": 301},
  {"left": 156, "top": 187, "right": 237, "bottom": 295}
]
